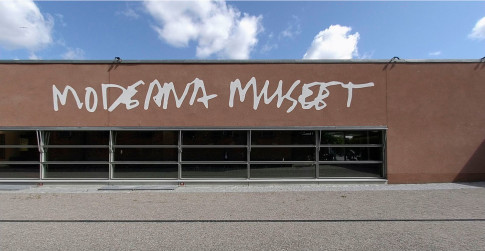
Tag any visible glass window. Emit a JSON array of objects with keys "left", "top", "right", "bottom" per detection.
[
  {"left": 44, "top": 164, "right": 109, "bottom": 179},
  {"left": 182, "top": 164, "right": 247, "bottom": 178},
  {"left": 46, "top": 148, "right": 108, "bottom": 162},
  {"left": 114, "top": 148, "right": 178, "bottom": 162},
  {"left": 250, "top": 164, "right": 315, "bottom": 178},
  {"left": 0, "top": 148, "right": 39, "bottom": 161},
  {"left": 0, "top": 164, "right": 39, "bottom": 178},
  {"left": 113, "top": 164, "right": 178, "bottom": 179},
  {"left": 182, "top": 131, "right": 246, "bottom": 145},
  {"left": 182, "top": 148, "right": 246, "bottom": 162},
  {"left": 319, "top": 164, "right": 382, "bottom": 178},
  {"left": 0, "top": 131, "right": 37, "bottom": 146},
  {"left": 321, "top": 131, "right": 382, "bottom": 145},
  {"left": 251, "top": 131, "right": 315, "bottom": 145},
  {"left": 319, "top": 147, "right": 382, "bottom": 161},
  {"left": 45, "top": 131, "right": 109, "bottom": 145},
  {"left": 115, "top": 131, "right": 178, "bottom": 145},
  {"left": 251, "top": 148, "right": 315, "bottom": 161}
]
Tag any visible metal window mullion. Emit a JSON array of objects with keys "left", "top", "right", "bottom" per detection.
[
  {"left": 109, "top": 130, "right": 113, "bottom": 180},
  {"left": 178, "top": 130, "right": 182, "bottom": 180},
  {"left": 38, "top": 130, "right": 45, "bottom": 180},
  {"left": 247, "top": 130, "right": 250, "bottom": 180},
  {"left": 316, "top": 130, "right": 319, "bottom": 178}
]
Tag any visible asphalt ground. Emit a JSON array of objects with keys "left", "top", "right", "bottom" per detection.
[{"left": 1, "top": 182, "right": 485, "bottom": 250}]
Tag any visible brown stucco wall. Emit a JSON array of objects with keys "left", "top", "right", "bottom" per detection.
[{"left": 0, "top": 62, "right": 484, "bottom": 183}]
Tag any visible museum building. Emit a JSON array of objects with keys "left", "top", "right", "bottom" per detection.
[{"left": 0, "top": 60, "right": 484, "bottom": 184}]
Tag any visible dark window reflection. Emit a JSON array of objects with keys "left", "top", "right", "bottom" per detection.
[
  {"left": 44, "top": 164, "right": 108, "bottom": 179},
  {"left": 115, "top": 148, "right": 178, "bottom": 162},
  {"left": 182, "top": 164, "right": 247, "bottom": 178},
  {"left": 0, "top": 148, "right": 39, "bottom": 161},
  {"left": 46, "top": 131, "right": 109, "bottom": 145},
  {"left": 0, "top": 164, "right": 39, "bottom": 178},
  {"left": 46, "top": 148, "right": 108, "bottom": 161},
  {"left": 0, "top": 131, "right": 37, "bottom": 146},
  {"left": 182, "top": 131, "right": 246, "bottom": 145},
  {"left": 319, "top": 164, "right": 382, "bottom": 178},
  {"left": 115, "top": 131, "right": 178, "bottom": 145},
  {"left": 250, "top": 164, "right": 315, "bottom": 178},
  {"left": 113, "top": 164, "right": 178, "bottom": 179},
  {"left": 251, "top": 131, "right": 315, "bottom": 145},
  {"left": 321, "top": 131, "right": 382, "bottom": 145},
  {"left": 319, "top": 147, "right": 382, "bottom": 161},
  {"left": 251, "top": 148, "right": 315, "bottom": 161},
  {"left": 183, "top": 148, "right": 246, "bottom": 161}
]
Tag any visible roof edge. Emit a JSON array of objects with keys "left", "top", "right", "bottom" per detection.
[{"left": 0, "top": 59, "right": 482, "bottom": 64}]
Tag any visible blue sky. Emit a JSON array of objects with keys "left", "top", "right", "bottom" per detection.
[{"left": 0, "top": 1, "right": 484, "bottom": 60}]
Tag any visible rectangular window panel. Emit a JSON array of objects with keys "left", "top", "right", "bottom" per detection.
[
  {"left": 114, "top": 148, "right": 178, "bottom": 162},
  {"left": 0, "top": 131, "right": 37, "bottom": 146},
  {"left": 182, "top": 164, "right": 247, "bottom": 178},
  {"left": 251, "top": 148, "right": 315, "bottom": 161},
  {"left": 250, "top": 164, "right": 315, "bottom": 178},
  {"left": 46, "top": 148, "right": 108, "bottom": 161},
  {"left": 319, "top": 164, "right": 383, "bottom": 178},
  {"left": 44, "top": 164, "right": 108, "bottom": 179},
  {"left": 182, "top": 148, "right": 247, "bottom": 161},
  {"left": 45, "top": 131, "right": 109, "bottom": 145},
  {"left": 0, "top": 164, "right": 39, "bottom": 179},
  {"left": 113, "top": 164, "right": 178, "bottom": 179},
  {"left": 0, "top": 148, "right": 39, "bottom": 161},
  {"left": 319, "top": 147, "right": 382, "bottom": 161},
  {"left": 115, "top": 131, "right": 178, "bottom": 145},
  {"left": 182, "top": 131, "right": 246, "bottom": 145},
  {"left": 251, "top": 131, "right": 315, "bottom": 145},
  {"left": 321, "top": 131, "right": 382, "bottom": 145}
]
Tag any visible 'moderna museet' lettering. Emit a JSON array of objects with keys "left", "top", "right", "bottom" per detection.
[{"left": 52, "top": 77, "right": 374, "bottom": 113}]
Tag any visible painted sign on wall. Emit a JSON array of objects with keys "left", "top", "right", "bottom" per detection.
[{"left": 53, "top": 77, "right": 374, "bottom": 113}]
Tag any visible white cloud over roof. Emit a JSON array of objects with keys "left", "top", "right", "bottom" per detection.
[
  {"left": 303, "top": 25, "right": 359, "bottom": 60},
  {"left": 469, "top": 16, "right": 485, "bottom": 40},
  {"left": 143, "top": 0, "right": 262, "bottom": 59},
  {"left": 0, "top": 0, "right": 53, "bottom": 51}
]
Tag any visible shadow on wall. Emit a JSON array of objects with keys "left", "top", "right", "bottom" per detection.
[{"left": 455, "top": 139, "right": 485, "bottom": 183}]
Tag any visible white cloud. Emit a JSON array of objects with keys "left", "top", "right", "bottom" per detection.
[
  {"left": 280, "top": 15, "right": 301, "bottom": 39},
  {"left": 29, "top": 52, "right": 40, "bottom": 60},
  {"left": 303, "top": 25, "right": 359, "bottom": 60},
  {"left": 143, "top": 0, "right": 262, "bottom": 59},
  {"left": 429, "top": 51, "right": 442, "bottom": 56},
  {"left": 116, "top": 7, "right": 139, "bottom": 19},
  {"left": 0, "top": 0, "right": 54, "bottom": 51},
  {"left": 469, "top": 16, "right": 485, "bottom": 40},
  {"left": 62, "top": 47, "right": 85, "bottom": 60}
]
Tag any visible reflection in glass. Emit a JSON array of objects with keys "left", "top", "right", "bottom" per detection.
[
  {"left": 0, "top": 148, "right": 39, "bottom": 161},
  {"left": 250, "top": 164, "right": 315, "bottom": 178},
  {"left": 251, "top": 131, "right": 315, "bottom": 145},
  {"left": 251, "top": 148, "right": 315, "bottom": 161},
  {"left": 0, "top": 131, "right": 37, "bottom": 146},
  {"left": 115, "top": 148, "right": 178, "bottom": 162},
  {"left": 44, "top": 164, "right": 109, "bottom": 179},
  {"left": 113, "top": 164, "right": 178, "bottom": 178},
  {"left": 319, "top": 164, "right": 382, "bottom": 178},
  {"left": 321, "top": 131, "right": 382, "bottom": 145},
  {"left": 182, "top": 131, "right": 246, "bottom": 145},
  {"left": 46, "top": 131, "right": 109, "bottom": 145},
  {"left": 115, "top": 131, "right": 178, "bottom": 145},
  {"left": 0, "top": 164, "right": 39, "bottom": 178},
  {"left": 46, "top": 148, "right": 108, "bottom": 161},
  {"left": 319, "top": 147, "right": 382, "bottom": 161},
  {"left": 182, "top": 148, "right": 246, "bottom": 161},
  {"left": 182, "top": 164, "right": 247, "bottom": 178}
]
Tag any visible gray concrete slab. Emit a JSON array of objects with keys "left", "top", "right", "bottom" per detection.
[{"left": 0, "top": 183, "right": 484, "bottom": 250}]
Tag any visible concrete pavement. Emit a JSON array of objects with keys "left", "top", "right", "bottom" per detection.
[{"left": 1, "top": 183, "right": 484, "bottom": 250}]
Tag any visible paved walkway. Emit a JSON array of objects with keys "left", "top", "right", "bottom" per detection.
[{"left": 1, "top": 182, "right": 484, "bottom": 250}]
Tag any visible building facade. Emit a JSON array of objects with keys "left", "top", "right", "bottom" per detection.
[{"left": 0, "top": 60, "right": 484, "bottom": 184}]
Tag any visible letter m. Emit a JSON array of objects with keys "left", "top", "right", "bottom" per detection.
[{"left": 52, "top": 85, "right": 83, "bottom": 111}]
